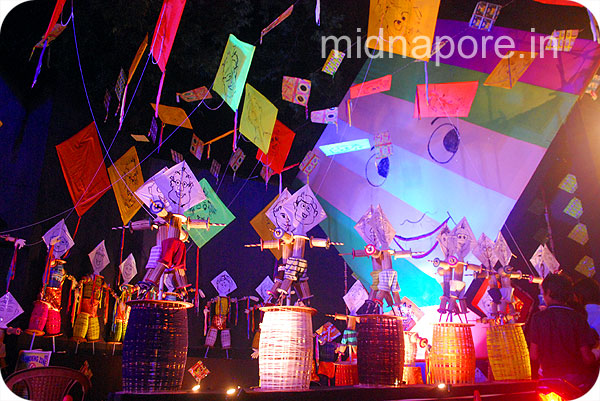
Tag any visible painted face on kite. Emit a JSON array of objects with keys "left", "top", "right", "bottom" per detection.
[
  {"left": 93, "top": 250, "right": 105, "bottom": 270},
  {"left": 168, "top": 170, "right": 193, "bottom": 207},
  {"left": 273, "top": 203, "right": 292, "bottom": 232},
  {"left": 222, "top": 49, "right": 239, "bottom": 95},
  {"left": 216, "top": 275, "right": 234, "bottom": 296},
  {"left": 195, "top": 199, "right": 217, "bottom": 220},
  {"left": 50, "top": 232, "right": 69, "bottom": 255},
  {"left": 380, "top": 0, "right": 413, "bottom": 37},
  {"left": 293, "top": 193, "right": 318, "bottom": 225}
]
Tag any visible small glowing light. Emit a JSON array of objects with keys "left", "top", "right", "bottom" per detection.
[
  {"left": 319, "top": 138, "right": 371, "bottom": 156},
  {"left": 437, "top": 383, "right": 446, "bottom": 389},
  {"left": 538, "top": 391, "right": 564, "bottom": 401},
  {"left": 226, "top": 388, "right": 237, "bottom": 395},
  {"left": 192, "top": 384, "right": 200, "bottom": 391}
]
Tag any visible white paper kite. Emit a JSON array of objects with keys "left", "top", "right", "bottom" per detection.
[
  {"left": 436, "top": 222, "right": 451, "bottom": 259},
  {"left": 448, "top": 217, "right": 476, "bottom": 260},
  {"left": 0, "top": 292, "right": 24, "bottom": 329},
  {"left": 135, "top": 167, "right": 172, "bottom": 213},
  {"left": 354, "top": 205, "right": 396, "bottom": 250},
  {"left": 265, "top": 188, "right": 292, "bottom": 233},
  {"left": 494, "top": 231, "right": 512, "bottom": 267},
  {"left": 343, "top": 280, "right": 369, "bottom": 315},
  {"left": 89, "top": 240, "right": 110, "bottom": 274},
  {"left": 471, "top": 233, "right": 497, "bottom": 269},
  {"left": 255, "top": 275, "right": 274, "bottom": 302},
  {"left": 119, "top": 253, "right": 137, "bottom": 284},
  {"left": 279, "top": 185, "right": 326, "bottom": 235},
  {"left": 211, "top": 270, "right": 237, "bottom": 296},
  {"left": 153, "top": 161, "right": 206, "bottom": 213},
  {"left": 530, "top": 244, "right": 560, "bottom": 279},
  {"left": 42, "top": 219, "right": 74, "bottom": 258}
]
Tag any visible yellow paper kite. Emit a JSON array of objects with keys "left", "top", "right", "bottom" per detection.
[
  {"left": 367, "top": 0, "right": 441, "bottom": 61},
  {"left": 128, "top": 34, "right": 148, "bottom": 84},
  {"left": 108, "top": 147, "right": 144, "bottom": 225},
  {"left": 484, "top": 51, "right": 537, "bottom": 89},
  {"left": 239, "top": 84, "right": 278, "bottom": 154},
  {"left": 213, "top": 34, "right": 255, "bottom": 111},
  {"left": 250, "top": 193, "right": 284, "bottom": 259},
  {"left": 150, "top": 103, "right": 193, "bottom": 129}
]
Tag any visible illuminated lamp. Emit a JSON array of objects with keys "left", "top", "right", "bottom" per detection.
[
  {"left": 538, "top": 391, "right": 564, "bottom": 401},
  {"left": 558, "top": 174, "right": 577, "bottom": 193},
  {"left": 319, "top": 139, "right": 370, "bottom": 156},
  {"left": 563, "top": 197, "right": 583, "bottom": 219}
]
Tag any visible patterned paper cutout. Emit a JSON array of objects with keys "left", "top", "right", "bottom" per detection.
[
  {"left": 228, "top": 148, "right": 245, "bottom": 172},
  {"left": 315, "top": 322, "right": 341, "bottom": 343},
  {"left": 469, "top": 1, "right": 501, "bottom": 32},
  {"left": 34, "top": 23, "right": 67, "bottom": 48},
  {"left": 188, "top": 360, "right": 210, "bottom": 382},
  {"left": 322, "top": 49, "right": 345, "bottom": 76},
  {"left": 149, "top": 116, "right": 158, "bottom": 143},
  {"left": 354, "top": 204, "right": 396, "bottom": 250},
  {"left": 177, "top": 86, "right": 212, "bottom": 102},
  {"left": 171, "top": 149, "right": 184, "bottom": 164},
  {"left": 575, "top": 256, "right": 595, "bottom": 278},
  {"left": 299, "top": 150, "right": 320, "bottom": 176},
  {"left": 530, "top": 244, "right": 560, "bottom": 278},
  {"left": 545, "top": 29, "right": 579, "bottom": 52},
  {"left": 282, "top": 76, "right": 311, "bottom": 107},
  {"left": 240, "top": 84, "right": 278, "bottom": 154},
  {"left": 151, "top": 103, "right": 193, "bottom": 129},
  {"left": 115, "top": 68, "right": 126, "bottom": 102},
  {"left": 374, "top": 131, "right": 393, "bottom": 159},
  {"left": 213, "top": 34, "right": 255, "bottom": 111},
  {"left": 260, "top": 164, "right": 274, "bottom": 183},
  {"left": 255, "top": 276, "right": 275, "bottom": 302},
  {"left": 311, "top": 107, "right": 338, "bottom": 125},
  {"left": 107, "top": 147, "right": 144, "bottom": 225},
  {"left": 210, "top": 159, "right": 221, "bottom": 179},
  {"left": 89, "top": 240, "right": 110, "bottom": 275},
  {"left": 190, "top": 134, "right": 204, "bottom": 160}
]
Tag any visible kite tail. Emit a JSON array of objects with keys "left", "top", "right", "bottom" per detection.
[{"left": 32, "top": 39, "right": 48, "bottom": 88}]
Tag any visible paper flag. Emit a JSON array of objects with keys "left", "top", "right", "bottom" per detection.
[
  {"left": 322, "top": 49, "right": 345, "bottom": 76},
  {"left": 177, "top": 86, "right": 212, "bottom": 102},
  {"left": 299, "top": 150, "right": 320, "bottom": 176},
  {"left": 265, "top": 188, "right": 292, "bottom": 232},
  {"left": 310, "top": 107, "right": 338, "bottom": 125},
  {"left": 89, "top": 240, "right": 110, "bottom": 275},
  {"left": 315, "top": 322, "right": 341, "bottom": 343},
  {"left": 484, "top": 51, "right": 536, "bottom": 89},
  {"left": 0, "top": 292, "right": 24, "bottom": 329},
  {"left": 131, "top": 134, "right": 150, "bottom": 142},
  {"left": 213, "top": 34, "right": 255, "bottom": 111},
  {"left": 108, "top": 147, "right": 144, "bottom": 225},
  {"left": 211, "top": 270, "right": 237, "bottom": 296},
  {"left": 119, "top": 253, "right": 137, "bottom": 284},
  {"left": 255, "top": 276, "right": 275, "bottom": 302},
  {"left": 115, "top": 68, "right": 126, "bottom": 102},
  {"left": 374, "top": 131, "right": 393, "bottom": 159},
  {"left": 34, "top": 23, "right": 67, "bottom": 48},
  {"left": 279, "top": 185, "right": 327, "bottom": 235},
  {"left": 282, "top": 76, "right": 311, "bottom": 107},
  {"left": 448, "top": 217, "right": 476, "bottom": 260},
  {"left": 184, "top": 179, "right": 235, "bottom": 249},
  {"left": 153, "top": 161, "right": 205, "bottom": 213},
  {"left": 354, "top": 205, "right": 396, "bottom": 250},
  {"left": 42, "top": 219, "right": 74, "bottom": 258},
  {"left": 367, "top": 0, "right": 441, "bottom": 61},
  {"left": 471, "top": 233, "right": 497, "bottom": 269},
  {"left": 151, "top": 0, "right": 186, "bottom": 72},
  {"left": 256, "top": 120, "right": 296, "bottom": 174},
  {"left": 228, "top": 148, "right": 245, "bottom": 172},
  {"left": 414, "top": 81, "right": 479, "bottom": 118},
  {"left": 149, "top": 116, "right": 158, "bottom": 143},
  {"left": 545, "top": 29, "right": 579, "bottom": 52},
  {"left": 188, "top": 360, "right": 210, "bottom": 382},
  {"left": 494, "top": 231, "right": 512, "bottom": 267},
  {"left": 135, "top": 167, "right": 172, "bottom": 213},
  {"left": 150, "top": 103, "right": 193, "bottom": 129},
  {"left": 250, "top": 193, "right": 286, "bottom": 259},
  {"left": 343, "top": 280, "right": 369, "bottom": 315},
  {"left": 210, "top": 159, "right": 221, "bottom": 179},
  {"left": 530, "top": 244, "right": 560, "bottom": 278},
  {"left": 56, "top": 122, "right": 111, "bottom": 217},
  {"left": 260, "top": 165, "right": 274, "bottom": 183},
  {"left": 190, "top": 134, "right": 204, "bottom": 160},
  {"left": 260, "top": 5, "right": 294, "bottom": 44},
  {"left": 349, "top": 75, "right": 392, "bottom": 99},
  {"left": 127, "top": 34, "right": 148, "bottom": 84},
  {"left": 171, "top": 149, "right": 184, "bottom": 164},
  {"left": 239, "top": 84, "right": 278, "bottom": 153},
  {"left": 469, "top": 1, "right": 501, "bottom": 32}
]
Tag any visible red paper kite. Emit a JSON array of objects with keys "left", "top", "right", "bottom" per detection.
[
  {"left": 56, "top": 123, "right": 111, "bottom": 217},
  {"left": 350, "top": 75, "right": 392, "bottom": 99},
  {"left": 151, "top": 0, "right": 186, "bottom": 72},
  {"left": 414, "top": 81, "right": 479, "bottom": 118},
  {"left": 43, "top": 0, "right": 68, "bottom": 41},
  {"left": 256, "top": 120, "right": 295, "bottom": 174}
]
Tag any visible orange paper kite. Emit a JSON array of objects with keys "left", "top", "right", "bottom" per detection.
[
  {"left": 484, "top": 51, "right": 537, "bottom": 89},
  {"left": 256, "top": 120, "right": 296, "bottom": 174},
  {"left": 150, "top": 103, "right": 193, "bottom": 129},
  {"left": 413, "top": 81, "right": 479, "bottom": 118}
]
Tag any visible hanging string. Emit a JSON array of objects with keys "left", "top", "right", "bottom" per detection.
[
  {"left": 62, "top": 215, "right": 82, "bottom": 259},
  {"left": 117, "top": 227, "right": 125, "bottom": 287},
  {"left": 195, "top": 246, "right": 200, "bottom": 314}
]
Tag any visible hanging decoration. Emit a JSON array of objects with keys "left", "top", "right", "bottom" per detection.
[
  {"left": 349, "top": 75, "right": 392, "bottom": 99},
  {"left": 545, "top": 29, "right": 579, "bottom": 52},
  {"left": 484, "top": 51, "right": 537, "bottom": 89},
  {"left": 42, "top": 219, "right": 75, "bottom": 259},
  {"left": 177, "top": 86, "right": 212, "bottom": 102},
  {"left": 190, "top": 134, "right": 204, "bottom": 160},
  {"left": 260, "top": 4, "right": 294, "bottom": 44},
  {"left": 239, "top": 84, "right": 278, "bottom": 153},
  {"left": 107, "top": 147, "right": 144, "bottom": 225},
  {"left": 414, "top": 81, "right": 479, "bottom": 118},
  {"left": 256, "top": 120, "right": 296, "bottom": 174},
  {"left": 88, "top": 240, "right": 110, "bottom": 275},
  {"left": 469, "top": 1, "right": 501, "bottom": 32},
  {"left": 322, "top": 49, "right": 345, "bottom": 76},
  {"left": 213, "top": 34, "right": 255, "bottom": 112}
]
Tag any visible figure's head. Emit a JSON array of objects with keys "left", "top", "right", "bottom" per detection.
[
  {"left": 293, "top": 192, "right": 318, "bottom": 225},
  {"left": 541, "top": 274, "right": 574, "bottom": 306},
  {"left": 168, "top": 170, "right": 193, "bottom": 207}
]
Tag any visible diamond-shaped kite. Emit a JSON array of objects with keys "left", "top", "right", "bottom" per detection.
[{"left": 89, "top": 240, "right": 110, "bottom": 275}]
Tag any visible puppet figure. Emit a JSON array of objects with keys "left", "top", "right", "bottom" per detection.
[
  {"left": 72, "top": 274, "right": 109, "bottom": 343},
  {"left": 108, "top": 284, "right": 136, "bottom": 343},
  {"left": 330, "top": 313, "right": 359, "bottom": 363},
  {"left": 204, "top": 296, "right": 237, "bottom": 358},
  {"left": 26, "top": 259, "right": 77, "bottom": 337}
]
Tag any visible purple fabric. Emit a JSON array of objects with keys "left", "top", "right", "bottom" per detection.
[{"left": 433, "top": 19, "right": 600, "bottom": 95}]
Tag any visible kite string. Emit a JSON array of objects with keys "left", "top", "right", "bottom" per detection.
[{"left": 227, "top": 160, "right": 261, "bottom": 208}]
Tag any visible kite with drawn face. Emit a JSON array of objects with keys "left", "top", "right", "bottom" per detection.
[
  {"left": 277, "top": 185, "right": 327, "bottom": 236},
  {"left": 472, "top": 233, "right": 498, "bottom": 269},
  {"left": 221, "top": 49, "right": 239, "bottom": 102},
  {"left": 447, "top": 217, "right": 475, "bottom": 261},
  {"left": 153, "top": 161, "right": 206, "bottom": 213},
  {"left": 42, "top": 219, "right": 74, "bottom": 258},
  {"left": 354, "top": 204, "right": 396, "bottom": 250},
  {"left": 266, "top": 188, "right": 292, "bottom": 233}
]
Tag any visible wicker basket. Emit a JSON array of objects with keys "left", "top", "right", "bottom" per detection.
[
  {"left": 487, "top": 323, "right": 531, "bottom": 380},
  {"left": 259, "top": 306, "right": 316, "bottom": 390},
  {"left": 429, "top": 323, "right": 475, "bottom": 384},
  {"left": 357, "top": 314, "right": 404, "bottom": 386},
  {"left": 122, "top": 300, "right": 192, "bottom": 393}
]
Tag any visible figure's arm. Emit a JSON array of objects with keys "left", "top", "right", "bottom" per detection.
[{"left": 0, "top": 234, "right": 25, "bottom": 249}]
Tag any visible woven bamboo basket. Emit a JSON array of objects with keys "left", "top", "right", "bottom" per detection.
[
  {"left": 259, "top": 306, "right": 316, "bottom": 390},
  {"left": 429, "top": 323, "right": 475, "bottom": 384},
  {"left": 357, "top": 314, "right": 404, "bottom": 386},
  {"left": 122, "top": 300, "right": 192, "bottom": 393},
  {"left": 486, "top": 323, "right": 531, "bottom": 380}
]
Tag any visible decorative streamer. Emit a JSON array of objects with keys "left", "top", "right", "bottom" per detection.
[
  {"left": 155, "top": 71, "right": 166, "bottom": 118},
  {"left": 195, "top": 246, "right": 200, "bottom": 313},
  {"left": 234, "top": 110, "right": 238, "bottom": 151},
  {"left": 159, "top": 122, "right": 165, "bottom": 152},
  {"left": 6, "top": 246, "right": 18, "bottom": 293},
  {"left": 394, "top": 216, "right": 450, "bottom": 242},
  {"left": 424, "top": 61, "right": 429, "bottom": 105},
  {"left": 32, "top": 40, "right": 48, "bottom": 88},
  {"left": 316, "top": 0, "right": 320, "bottom": 26},
  {"left": 118, "top": 227, "right": 125, "bottom": 286}
]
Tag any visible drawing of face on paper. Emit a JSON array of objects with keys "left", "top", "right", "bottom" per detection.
[
  {"left": 436, "top": 223, "right": 451, "bottom": 259},
  {"left": 472, "top": 233, "right": 497, "bottom": 269},
  {"left": 154, "top": 161, "right": 205, "bottom": 213},
  {"left": 239, "top": 84, "right": 277, "bottom": 154},
  {"left": 494, "top": 231, "right": 512, "bottom": 267},
  {"left": 42, "top": 219, "right": 74, "bottom": 258},
  {"left": 354, "top": 205, "right": 396, "bottom": 250},
  {"left": 378, "top": 0, "right": 414, "bottom": 38},
  {"left": 89, "top": 240, "right": 110, "bottom": 275},
  {"left": 255, "top": 275, "right": 274, "bottom": 302},
  {"left": 221, "top": 48, "right": 240, "bottom": 101},
  {"left": 168, "top": 169, "right": 193, "bottom": 206},
  {"left": 0, "top": 292, "right": 23, "bottom": 329},
  {"left": 448, "top": 217, "right": 475, "bottom": 260},
  {"left": 119, "top": 253, "right": 137, "bottom": 284},
  {"left": 343, "top": 280, "right": 369, "bottom": 315},
  {"left": 122, "top": 158, "right": 141, "bottom": 208},
  {"left": 279, "top": 185, "right": 326, "bottom": 235},
  {"left": 266, "top": 188, "right": 292, "bottom": 233},
  {"left": 211, "top": 270, "right": 237, "bottom": 296}
]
